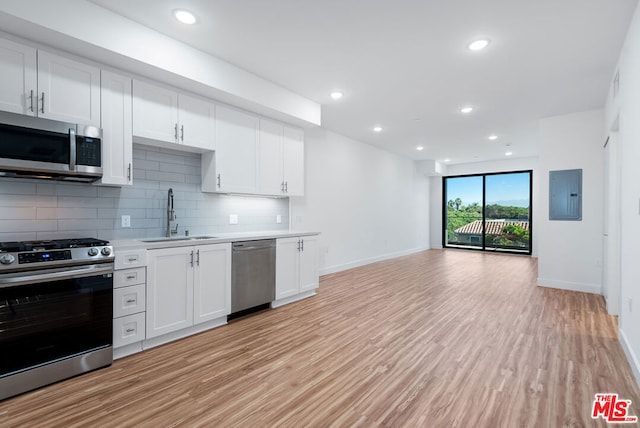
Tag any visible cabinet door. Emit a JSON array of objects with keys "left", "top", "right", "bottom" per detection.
[
  {"left": 99, "top": 70, "right": 133, "bottom": 186},
  {"left": 215, "top": 105, "right": 258, "bottom": 193},
  {"left": 193, "top": 243, "right": 231, "bottom": 324},
  {"left": 178, "top": 93, "right": 215, "bottom": 151},
  {"left": 37, "top": 50, "right": 100, "bottom": 126},
  {"left": 146, "top": 247, "right": 194, "bottom": 338},
  {"left": 132, "top": 80, "right": 178, "bottom": 143},
  {"left": 275, "top": 237, "right": 301, "bottom": 300},
  {"left": 0, "top": 38, "right": 37, "bottom": 115},
  {"left": 283, "top": 126, "right": 305, "bottom": 196},
  {"left": 258, "top": 119, "right": 284, "bottom": 195},
  {"left": 299, "top": 236, "right": 319, "bottom": 292}
]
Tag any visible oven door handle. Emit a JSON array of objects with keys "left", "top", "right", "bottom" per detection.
[{"left": 0, "top": 264, "right": 113, "bottom": 288}]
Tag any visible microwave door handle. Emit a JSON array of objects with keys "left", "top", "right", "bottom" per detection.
[{"left": 69, "top": 127, "right": 76, "bottom": 171}]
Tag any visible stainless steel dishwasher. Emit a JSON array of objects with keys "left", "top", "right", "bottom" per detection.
[{"left": 231, "top": 239, "right": 276, "bottom": 314}]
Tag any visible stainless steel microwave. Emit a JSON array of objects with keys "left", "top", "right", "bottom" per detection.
[{"left": 0, "top": 111, "right": 102, "bottom": 182}]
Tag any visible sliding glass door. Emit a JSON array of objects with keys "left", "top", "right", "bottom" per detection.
[{"left": 443, "top": 170, "right": 532, "bottom": 254}]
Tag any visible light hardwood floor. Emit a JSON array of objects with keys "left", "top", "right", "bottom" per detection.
[{"left": 1, "top": 249, "right": 639, "bottom": 427}]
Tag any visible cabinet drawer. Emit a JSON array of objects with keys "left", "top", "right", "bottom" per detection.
[
  {"left": 113, "top": 312, "right": 146, "bottom": 348},
  {"left": 115, "top": 249, "right": 147, "bottom": 270},
  {"left": 114, "top": 267, "right": 146, "bottom": 288},
  {"left": 113, "top": 284, "right": 146, "bottom": 318}
]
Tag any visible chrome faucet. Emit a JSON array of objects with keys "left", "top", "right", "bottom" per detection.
[{"left": 166, "top": 188, "right": 178, "bottom": 237}]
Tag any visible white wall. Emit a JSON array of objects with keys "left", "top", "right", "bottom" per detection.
[
  {"left": 432, "top": 157, "right": 539, "bottom": 255},
  {"left": 608, "top": 3, "right": 640, "bottom": 385},
  {"left": 290, "top": 128, "right": 430, "bottom": 275},
  {"left": 536, "top": 110, "right": 604, "bottom": 294}
]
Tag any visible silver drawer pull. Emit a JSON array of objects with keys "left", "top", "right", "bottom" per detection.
[
  {"left": 127, "top": 257, "right": 137, "bottom": 262},
  {"left": 126, "top": 299, "right": 136, "bottom": 304},
  {"left": 125, "top": 328, "right": 135, "bottom": 333},
  {"left": 126, "top": 275, "right": 136, "bottom": 280}
]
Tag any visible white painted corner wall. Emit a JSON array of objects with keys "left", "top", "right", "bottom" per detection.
[
  {"left": 536, "top": 109, "right": 605, "bottom": 295},
  {"left": 610, "top": 2, "right": 640, "bottom": 387},
  {"left": 290, "top": 128, "right": 430, "bottom": 275}
]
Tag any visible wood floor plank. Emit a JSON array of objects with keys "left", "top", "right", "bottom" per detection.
[{"left": 1, "top": 249, "right": 639, "bottom": 427}]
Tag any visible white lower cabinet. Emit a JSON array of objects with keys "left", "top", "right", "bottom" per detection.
[
  {"left": 146, "top": 243, "right": 231, "bottom": 339},
  {"left": 275, "top": 235, "right": 319, "bottom": 301},
  {"left": 113, "top": 255, "right": 147, "bottom": 354}
]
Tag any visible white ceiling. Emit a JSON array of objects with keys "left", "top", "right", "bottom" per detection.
[{"left": 87, "top": 0, "right": 637, "bottom": 164}]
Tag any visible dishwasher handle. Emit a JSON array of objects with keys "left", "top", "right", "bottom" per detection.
[{"left": 232, "top": 240, "right": 276, "bottom": 251}]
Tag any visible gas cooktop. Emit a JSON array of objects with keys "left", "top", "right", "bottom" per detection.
[{"left": 0, "top": 237, "right": 114, "bottom": 272}]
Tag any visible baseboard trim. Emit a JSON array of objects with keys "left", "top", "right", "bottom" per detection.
[
  {"left": 536, "top": 277, "right": 602, "bottom": 295},
  {"left": 143, "top": 317, "right": 228, "bottom": 350},
  {"left": 620, "top": 328, "right": 640, "bottom": 389},
  {"left": 320, "top": 246, "right": 430, "bottom": 276}
]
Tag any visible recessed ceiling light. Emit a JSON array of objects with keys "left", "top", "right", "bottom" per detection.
[
  {"left": 330, "top": 91, "right": 343, "bottom": 100},
  {"left": 416, "top": 146, "right": 424, "bottom": 151},
  {"left": 505, "top": 151, "right": 513, "bottom": 156},
  {"left": 468, "top": 39, "right": 490, "bottom": 51},
  {"left": 460, "top": 106, "right": 473, "bottom": 114},
  {"left": 373, "top": 126, "right": 383, "bottom": 132},
  {"left": 488, "top": 134, "right": 498, "bottom": 140},
  {"left": 443, "top": 159, "right": 451, "bottom": 163},
  {"left": 174, "top": 9, "right": 197, "bottom": 25}
]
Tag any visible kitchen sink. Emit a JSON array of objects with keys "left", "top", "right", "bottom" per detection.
[{"left": 141, "top": 235, "right": 217, "bottom": 243}]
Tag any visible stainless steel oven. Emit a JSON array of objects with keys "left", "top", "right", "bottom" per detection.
[{"left": 0, "top": 238, "right": 114, "bottom": 400}]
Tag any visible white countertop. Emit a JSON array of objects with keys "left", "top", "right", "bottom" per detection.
[{"left": 110, "top": 230, "right": 320, "bottom": 251}]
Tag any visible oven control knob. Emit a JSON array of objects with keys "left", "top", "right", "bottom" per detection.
[
  {"left": 88, "top": 247, "right": 99, "bottom": 256},
  {"left": 0, "top": 254, "right": 15, "bottom": 265},
  {"left": 101, "top": 247, "right": 112, "bottom": 256}
]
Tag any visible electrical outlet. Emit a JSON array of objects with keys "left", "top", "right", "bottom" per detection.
[
  {"left": 229, "top": 214, "right": 238, "bottom": 225},
  {"left": 276, "top": 214, "right": 282, "bottom": 224},
  {"left": 121, "top": 215, "right": 131, "bottom": 228}
]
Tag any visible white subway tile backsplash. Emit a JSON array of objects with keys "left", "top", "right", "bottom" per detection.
[{"left": 0, "top": 144, "right": 288, "bottom": 241}]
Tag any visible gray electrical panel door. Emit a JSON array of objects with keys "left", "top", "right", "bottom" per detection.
[{"left": 549, "top": 169, "right": 582, "bottom": 220}]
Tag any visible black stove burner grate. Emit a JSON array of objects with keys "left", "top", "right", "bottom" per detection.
[{"left": 0, "top": 238, "right": 109, "bottom": 253}]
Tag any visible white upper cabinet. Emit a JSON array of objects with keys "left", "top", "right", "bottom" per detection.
[
  {"left": 258, "top": 119, "right": 285, "bottom": 195},
  {"left": 202, "top": 104, "right": 258, "bottom": 193},
  {"left": 0, "top": 38, "right": 37, "bottom": 115},
  {"left": 257, "top": 119, "right": 305, "bottom": 196},
  {"left": 99, "top": 70, "right": 133, "bottom": 186},
  {"left": 0, "top": 38, "right": 100, "bottom": 126},
  {"left": 132, "top": 80, "right": 215, "bottom": 151},
  {"left": 132, "top": 80, "right": 178, "bottom": 143},
  {"left": 178, "top": 93, "right": 216, "bottom": 151},
  {"left": 282, "top": 126, "right": 305, "bottom": 196},
  {"left": 37, "top": 51, "right": 101, "bottom": 127}
]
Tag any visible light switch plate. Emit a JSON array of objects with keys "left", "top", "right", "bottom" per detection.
[
  {"left": 121, "top": 215, "right": 131, "bottom": 228},
  {"left": 276, "top": 214, "right": 282, "bottom": 224},
  {"left": 229, "top": 214, "right": 238, "bottom": 225}
]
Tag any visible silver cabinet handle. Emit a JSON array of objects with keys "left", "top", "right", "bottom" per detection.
[
  {"left": 127, "top": 257, "right": 137, "bottom": 262},
  {"left": 126, "top": 299, "right": 136, "bottom": 304},
  {"left": 127, "top": 163, "right": 132, "bottom": 181},
  {"left": 301, "top": 239, "right": 304, "bottom": 252},
  {"left": 196, "top": 249, "right": 200, "bottom": 266},
  {"left": 29, "top": 90, "right": 34, "bottom": 112},
  {"left": 125, "top": 328, "right": 135, "bottom": 333},
  {"left": 285, "top": 181, "right": 288, "bottom": 193},
  {"left": 69, "top": 127, "right": 76, "bottom": 171},
  {"left": 126, "top": 275, "right": 136, "bottom": 280},
  {"left": 217, "top": 173, "right": 221, "bottom": 188},
  {"left": 174, "top": 123, "right": 178, "bottom": 141},
  {"left": 40, "top": 92, "right": 45, "bottom": 114},
  {"left": 297, "top": 239, "right": 301, "bottom": 251},
  {"left": 281, "top": 181, "right": 285, "bottom": 193},
  {"left": 180, "top": 125, "right": 184, "bottom": 142},
  {"left": 190, "top": 250, "right": 194, "bottom": 267}
]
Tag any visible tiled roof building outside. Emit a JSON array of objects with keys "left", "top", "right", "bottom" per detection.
[{"left": 454, "top": 220, "right": 530, "bottom": 235}]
